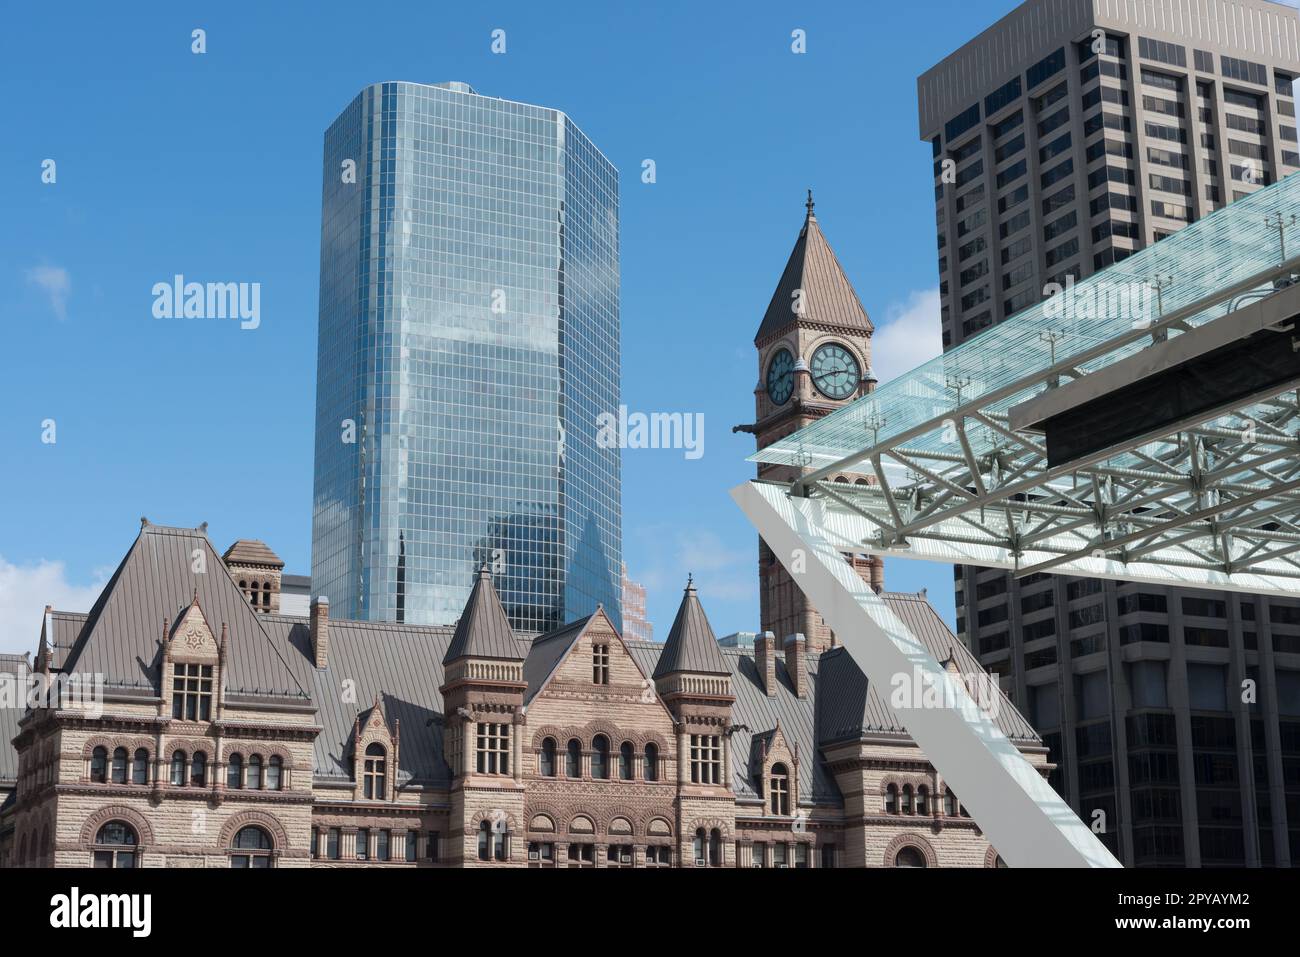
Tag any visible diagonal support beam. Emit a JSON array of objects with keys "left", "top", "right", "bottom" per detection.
[{"left": 732, "top": 480, "right": 1121, "bottom": 869}]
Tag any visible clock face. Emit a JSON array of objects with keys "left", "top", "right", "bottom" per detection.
[
  {"left": 811, "top": 343, "right": 860, "bottom": 400},
  {"left": 766, "top": 348, "right": 795, "bottom": 405}
]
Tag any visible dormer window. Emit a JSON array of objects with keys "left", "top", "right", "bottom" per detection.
[
  {"left": 593, "top": 643, "right": 609, "bottom": 684},
  {"left": 364, "top": 743, "right": 387, "bottom": 798},
  {"left": 172, "top": 663, "right": 213, "bottom": 721},
  {"left": 769, "top": 763, "right": 790, "bottom": 815}
]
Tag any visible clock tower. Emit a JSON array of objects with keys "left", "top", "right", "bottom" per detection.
[{"left": 735, "top": 192, "right": 883, "bottom": 652}]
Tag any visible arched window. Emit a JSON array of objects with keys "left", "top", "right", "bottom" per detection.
[
  {"left": 885, "top": 783, "right": 899, "bottom": 814},
  {"left": 565, "top": 738, "right": 581, "bottom": 778},
  {"left": 170, "top": 750, "right": 186, "bottom": 786},
  {"left": 591, "top": 735, "right": 610, "bottom": 779},
  {"left": 894, "top": 846, "right": 927, "bottom": 868},
  {"left": 363, "top": 743, "right": 386, "bottom": 800},
  {"left": 266, "top": 755, "right": 283, "bottom": 791},
  {"left": 227, "top": 754, "right": 243, "bottom": 789},
  {"left": 247, "top": 754, "right": 263, "bottom": 790},
  {"left": 643, "top": 742, "right": 659, "bottom": 782},
  {"left": 944, "top": 789, "right": 956, "bottom": 816},
  {"left": 90, "top": 746, "right": 108, "bottom": 783},
  {"left": 191, "top": 751, "right": 207, "bottom": 787},
  {"left": 618, "top": 741, "right": 634, "bottom": 780},
  {"left": 539, "top": 737, "right": 556, "bottom": 777},
  {"left": 917, "top": 785, "right": 929, "bottom": 815},
  {"left": 131, "top": 748, "right": 149, "bottom": 785},
  {"left": 709, "top": 828, "right": 723, "bottom": 867},
  {"left": 769, "top": 763, "right": 790, "bottom": 815},
  {"left": 902, "top": 784, "right": 914, "bottom": 814},
  {"left": 229, "top": 826, "right": 273, "bottom": 868},
  {"left": 93, "top": 821, "right": 138, "bottom": 868},
  {"left": 111, "top": 747, "right": 128, "bottom": 784},
  {"left": 478, "top": 819, "right": 508, "bottom": 862}
]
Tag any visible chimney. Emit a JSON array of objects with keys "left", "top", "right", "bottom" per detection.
[
  {"left": 311, "top": 597, "right": 330, "bottom": 668},
  {"left": 754, "top": 632, "right": 777, "bottom": 697},
  {"left": 784, "top": 633, "right": 807, "bottom": 699}
]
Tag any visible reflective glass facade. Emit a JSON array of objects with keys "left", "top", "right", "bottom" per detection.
[{"left": 312, "top": 81, "right": 621, "bottom": 633}]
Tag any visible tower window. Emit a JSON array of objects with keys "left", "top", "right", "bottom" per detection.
[
  {"left": 475, "top": 723, "right": 509, "bottom": 775},
  {"left": 690, "top": 734, "right": 722, "bottom": 785},
  {"left": 592, "top": 643, "right": 609, "bottom": 684}
]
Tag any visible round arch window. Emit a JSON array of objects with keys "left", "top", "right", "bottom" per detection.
[
  {"left": 229, "top": 825, "right": 274, "bottom": 868},
  {"left": 93, "top": 821, "right": 138, "bottom": 868}
]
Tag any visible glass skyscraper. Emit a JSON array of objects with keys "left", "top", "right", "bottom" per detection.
[{"left": 311, "top": 81, "right": 621, "bottom": 633}]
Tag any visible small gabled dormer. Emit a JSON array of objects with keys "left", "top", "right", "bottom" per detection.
[
  {"left": 160, "top": 594, "right": 224, "bottom": 724},
  {"left": 754, "top": 721, "right": 799, "bottom": 817},
  {"left": 351, "top": 695, "right": 399, "bottom": 803}
]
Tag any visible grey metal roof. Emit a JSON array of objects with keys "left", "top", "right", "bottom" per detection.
[
  {"left": 442, "top": 566, "right": 524, "bottom": 664},
  {"left": 44, "top": 612, "right": 86, "bottom": 672},
  {"left": 754, "top": 202, "right": 874, "bottom": 344},
  {"left": 652, "top": 581, "right": 730, "bottom": 678},
  {"left": 523, "top": 615, "right": 593, "bottom": 702},
  {"left": 816, "top": 592, "right": 1040, "bottom": 744},
  {"left": 0, "top": 655, "right": 30, "bottom": 782},
  {"left": 59, "top": 524, "right": 312, "bottom": 700},
  {"left": 260, "top": 614, "right": 455, "bottom": 785}
]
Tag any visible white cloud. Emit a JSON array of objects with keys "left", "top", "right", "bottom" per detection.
[
  {"left": 635, "top": 527, "right": 756, "bottom": 603},
  {"left": 26, "top": 265, "right": 71, "bottom": 321},
  {"left": 0, "top": 556, "right": 106, "bottom": 656},
  {"left": 872, "top": 288, "right": 943, "bottom": 383}
]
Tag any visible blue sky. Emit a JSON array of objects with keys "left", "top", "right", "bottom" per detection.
[{"left": 0, "top": 0, "right": 1047, "bottom": 652}]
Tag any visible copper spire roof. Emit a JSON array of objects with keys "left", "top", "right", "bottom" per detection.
[
  {"left": 754, "top": 192, "right": 874, "bottom": 345},
  {"left": 441, "top": 565, "right": 524, "bottom": 663},
  {"left": 652, "top": 577, "right": 730, "bottom": 677}
]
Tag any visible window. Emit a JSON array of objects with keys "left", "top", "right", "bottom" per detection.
[
  {"left": 769, "top": 763, "right": 790, "bottom": 815},
  {"left": 894, "top": 846, "right": 927, "bottom": 868},
  {"left": 230, "top": 826, "right": 273, "bottom": 868},
  {"left": 1027, "top": 48, "right": 1065, "bottom": 89},
  {"left": 172, "top": 663, "right": 213, "bottom": 721},
  {"left": 539, "top": 737, "right": 556, "bottom": 777},
  {"left": 478, "top": 821, "right": 508, "bottom": 862},
  {"left": 821, "top": 844, "right": 836, "bottom": 869},
  {"left": 327, "top": 827, "right": 340, "bottom": 860},
  {"left": 406, "top": 830, "right": 418, "bottom": 863},
  {"left": 266, "top": 755, "right": 282, "bottom": 791},
  {"left": 902, "top": 784, "right": 914, "bottom": 814},
  {"left": 427, "top": 832, "right": 440, "bottom": 862},
  {"left": 946, "top": 103, "right": 981, "bottom": 142},
  {"left": 592, "top": 643, "right": 609, "bottom": 684},
  {"left": 190, "top": 751, "right": 206, "bottom": 787},
  {"left": 375, "top": 829, "right": 390, "bottom": 862},
  {"left": 90, "top": 746, "right": 108, "bottom": 783},
  {"left": 356, "top": 828, "right": 369, "bottom": 861},
  {"left": 110, "top": 746, "right": 128, "bottom": 784},
  {"left": 885, "top": 784, "right": 899, "bottom": 814},
  {"left": 131, "top": 748, "right": 148, "bottom": 785},
  {"left": 945, "top": 789, "right": 957, "bottom": 816},
  {"left": 92, "top": 822, "right": 137, "bottom": 869},
  {"left": 1222, "top": 55, "right": 1268, "bottom": 86},
  {"left": 985, "top": 76, "right": 1022, "bottom": 116},
  {"left": 591, "top": 735, "right": 610, "bottom": 779},
  {"left": 690, "top": 734, "right": 722, "bottom": 785},
  {"left": 567, "top": 843, "right": 594, "bottom": 867},
  {"left": 1138, "top": 37, "right": 1186, "bottom": 68},
  {"left": 644, "top": 846, "right": 671, "bottom": 867},
  {"left": 364, "top": 743, "right": 388, "bottom": 798},
  {"left": 566, "top": 738, "right": 581, "bottom": 778},
  {"left": 247, "top": 753, "right": 263, "bottom": 790},
  {"left": 475, "top": 723, "right": 509, "bottom": 775},
  {"left": 170, "top": 750, "right": 186, "bottom": 786},
  {"left": 643, "top": 742, "right": 659, "bottom": 782},
  {"left": 917, "top": 785, "right": 929, "bottom": 815},
  {"left": 618, "top": 741, "right": 634, "bottom": 780},
  {"left": 528, "top": 841, "right": 555, "bottom": 866}
]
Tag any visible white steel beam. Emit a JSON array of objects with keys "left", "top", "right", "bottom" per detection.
[{"left": 732, "top": 479, "right": 1122, "bottom": 869}]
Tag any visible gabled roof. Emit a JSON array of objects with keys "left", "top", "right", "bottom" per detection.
[
  {"left": 57, "top": 523, "right": 311, "bottom": 700},
  {"left": 442, "top": 565, "right": 524, "bottom": 664},
  {"left": 754, "top": 194, "right": 874, "bottom": 344},
  {"left": 523, "top": 614, "right": 595, "bottom": 702},
  {"left": 652, "top": 579, "right": 730, "bottom": 678}
]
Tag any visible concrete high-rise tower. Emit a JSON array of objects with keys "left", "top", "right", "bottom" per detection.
[{"left": 311, "top": 81, "right": 622, "bottom": 633}]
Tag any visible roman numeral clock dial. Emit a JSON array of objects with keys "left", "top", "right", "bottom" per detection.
[{"left": 810, "top": 343, "right": 860, "bottom": 400}]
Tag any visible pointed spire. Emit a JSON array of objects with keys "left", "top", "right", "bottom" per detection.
[
  {"left": 653, "top": 578, "right": 730, "bottom": 678},
  {"left": 442, "top": 564, "right": 523, "bottom": 664},
  {"left": 754, "top": 193, "right": 873, "bottom": 344}
]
